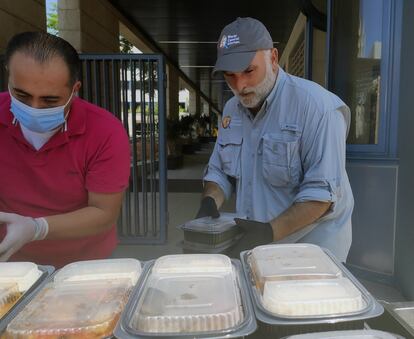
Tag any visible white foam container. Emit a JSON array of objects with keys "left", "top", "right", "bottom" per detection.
[{"left": 262, "top": 277, "right": 366, "bottom": 317}]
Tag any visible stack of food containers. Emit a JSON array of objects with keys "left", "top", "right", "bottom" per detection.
[
  {"left": 240, "top": 244, "right": 384, "bottom": 338},
  {"left": 368, "top": 301, "right": 414, "bottom": 338},
  {"left": 284, "top": 329, "right": 405, "bottom": 338},
  {"left": 178, "top": 213, "right": 244, "bottom": 254},
  {"left": 115, "top": 253, "right": 257, "bottom": 338},
  {"left": 3, "top": 258, "right": 142, "bottom": 338},
  {"left": 0, "top": 262, "right": 53, "bottom": 334}
]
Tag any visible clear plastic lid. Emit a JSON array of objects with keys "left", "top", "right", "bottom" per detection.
[
  {"left": 180, "top": 213, "right": 239, "bottom": 233},
  {"left": 249, "top": 244, "right": 342, "bottom": 289},
  {"left": 0, "top": 282, "right": 21, "bottom": 319},
  {"left": 5, "top": 279, "right": 133, "bottom": 338},
  {"left": 393, "top": 304, "right": 414, "bottom": 327},
  {"left": 152, "top": 254, "right": 232, "bottom": 274},
  {"left": 262, "top": 277, "right": 366, "bottom": 317},
  {"left": 0, "top": 262, "right": 42, "bottom": 291},
  {"left": 285, "top": 329, "right": 402, "bottom": 338},
  {"left": 132, "top": 272, "right": 243, "bottom": 333},
  {"left": 54, "top": 258, "right": 142, "bottom": 285}
]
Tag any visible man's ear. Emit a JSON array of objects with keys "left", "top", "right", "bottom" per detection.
[
  {"left": 271, "top": 48, "right": 279, "bottom": 71},
  {"left": 73, "top": 80, "right": 82, "bottom": 94}
]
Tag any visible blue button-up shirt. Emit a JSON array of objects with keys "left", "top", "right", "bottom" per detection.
[{"left": 204, "top": 68, "right": 354, "bottom": 261}]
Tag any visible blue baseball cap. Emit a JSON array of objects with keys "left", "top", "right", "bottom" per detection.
[{"left": 213, "top": 17, "right": 273, "bottom": 74}]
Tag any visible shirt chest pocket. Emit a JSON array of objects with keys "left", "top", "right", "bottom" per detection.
[
  {"left": 217, "top": 130, "right": 242, "bottom": 179},
  {"left": 262, "top": 133, "right": 301, "bottom": 187}
]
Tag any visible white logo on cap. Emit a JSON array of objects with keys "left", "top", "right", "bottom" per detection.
[
  {"left": 219, "top": 35, "right": 227, "bottom": 48},
  {"left": 219, "top": 34, "right": 240, "bottom": 49}
]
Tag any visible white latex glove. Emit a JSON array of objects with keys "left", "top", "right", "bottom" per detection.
[{"left": 0, "top": 212, "right": 48, "bottom": 261}]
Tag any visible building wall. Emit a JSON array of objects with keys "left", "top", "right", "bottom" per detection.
[
  {"left": 394, "top": 0, "right": 414, "bottom": 299},
  {"left": 58, "top": 0, "right": 119, "bottom": 53},
  {"left": 0, "top": 0, "right": 46, "bottom": 52}
]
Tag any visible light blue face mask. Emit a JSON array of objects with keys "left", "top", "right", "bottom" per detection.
[{"left": 9, "top": 89, "right": 74, "bottom": 133}]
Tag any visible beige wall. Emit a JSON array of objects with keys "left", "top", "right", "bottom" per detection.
[
  {"left": 58, "top": 0, "right": 119, "bottom": 53},
  {"left": 0, "top": 0, "right": 46, "bottom": 52}
]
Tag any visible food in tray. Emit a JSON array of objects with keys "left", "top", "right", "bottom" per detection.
[
  {"left": 262, "top": 277, "right": 366, "bottom": 317},
  {"left": 0, "top": 283, "right": 22, "bottom": 319},
  {"left": 0, "top": 262, "right": 43, "bottom": 320},
  {"left": 133, "top": 273, "right": 243, "bottom": 333},
  {"left": 4, "top": 279, "right": 133, "bottom": 339}
]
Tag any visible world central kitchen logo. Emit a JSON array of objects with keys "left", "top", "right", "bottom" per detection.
[{"left": 219, "top": 34, "right": 240, "bottom": 49}]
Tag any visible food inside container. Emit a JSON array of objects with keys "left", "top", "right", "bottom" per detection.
[
  {"left": 5, "top": 279, "right": 132, "bottom": 338},
  {"left": 262, "top": 277, "right": 366, "bottom": 317},
  {"left": 0, "top": 283, "right": 21, "bottom": 319},
  {"left": 249, "top": 244, "right": 342, "bottom": 292},
  {"left": 4, "top": 258, "right": 141, "bottom": 338},
  {"left": 131, "top": 254, "right": 244, "bottom": 334},
  {"left": 0, "top": 262, "right": 43, "bottom": 319}
]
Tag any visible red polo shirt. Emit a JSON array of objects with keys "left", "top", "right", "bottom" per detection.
[{"left": 0, "top": 92, "right": 131, "bottom": 267}]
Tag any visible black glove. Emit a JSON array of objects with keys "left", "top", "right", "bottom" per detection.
[
  {"left": 225, "top": 218, "right": 273, "bottom": 258},
  {"left": 195, "top": 196, "right": 220, "bottom": 219}
]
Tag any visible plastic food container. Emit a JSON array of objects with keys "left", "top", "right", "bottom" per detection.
[
  {"left": 0, "top": 262, "right": 53, "bottom": 333},
  {"left": 179, "top": 213, "right": 244, "bottom": 247},
  {"left": 262, "top": 277, "right": 366, "bottom": 317},
  {"left": 240, "top": 244, "right": 384, "bottom": 338},
  {"left": 249, "top": 244, "right": 342, "bottom": 292},
  {"left": 4, "top": 258, "right": 142, "bottom": 339},
  {"left": 284, "top": 329, "right": 404, "bottom": 338},
  {"left": 115, "top": 254, "right": 257, "bottom": 338},
  {"left": 367, "top": 301, "right": 414, "bottom": 339}
]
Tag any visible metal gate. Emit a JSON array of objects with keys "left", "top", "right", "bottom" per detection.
[
  {"left": 0, "top": 54, "right": 168, "bottom": 244},
  {"left": 79, "top": 54, "right": 167, "bottom": 244}
]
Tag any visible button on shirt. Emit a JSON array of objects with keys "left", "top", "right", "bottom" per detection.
[{"left": 204, "top": 68, "right": 354, "bottom": 261}]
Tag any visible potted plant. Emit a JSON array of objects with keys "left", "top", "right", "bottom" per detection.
[
  {"left": 166, "top": 116, "right": 184, "bottom": 169},
  {"left": 178, "top": 115, "right": 198, "bottom": 154}
]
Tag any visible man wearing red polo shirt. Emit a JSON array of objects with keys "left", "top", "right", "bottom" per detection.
[{"left": 0, "top": 32, "right": 131, "bottom": 267}]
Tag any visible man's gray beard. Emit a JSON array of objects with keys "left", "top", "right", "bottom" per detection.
[{"left": 230, "top": 59, "right": 277, "bottom": 109}]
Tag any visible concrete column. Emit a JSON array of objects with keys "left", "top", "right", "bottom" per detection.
[
  {"left": 166, "top": 64, "right": 179, "bottom": 119},
  {"left": 58, "top": 0, "right": 119, "bottom": 53},
  {"left": 188, "top": 89, "right": 201, "bottom": 116},
  {"left": 0, "top": 0, "right": 46, "bottom": 52}
]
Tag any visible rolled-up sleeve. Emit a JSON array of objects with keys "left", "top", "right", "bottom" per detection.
[
  {"left": 203, "top": 141, "right": 233, "bottom": 199},
  {"left": 294, "top": 104, "right": 348, "bottom": 207}
]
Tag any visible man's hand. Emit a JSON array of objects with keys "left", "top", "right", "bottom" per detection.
[
  {"left": 225, "top": 218, "right": 273, "bottom": 258},
  {"left": 0, "top": 212, "right": 48, "bottom": 261},
  {"left": 195, "top": 196, "right": 220, "bottom": 219}
]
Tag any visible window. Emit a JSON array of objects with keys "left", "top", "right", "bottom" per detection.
[{"left": 329, "top": 0, "right": 397, "bottom": 156}]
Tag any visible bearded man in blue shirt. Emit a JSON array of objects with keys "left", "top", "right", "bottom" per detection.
[{"left": 196, "top": 17, "right": 354, "bottom": 262}]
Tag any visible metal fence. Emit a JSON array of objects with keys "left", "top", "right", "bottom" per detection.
[{"left": 1, "top": 54, "right": 168, "bottom": 244}]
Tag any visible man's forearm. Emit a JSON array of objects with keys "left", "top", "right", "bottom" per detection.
[
  {"left": 44, "top": 191, "right": 124, "bottom": 240},
  {"left": 202, "top": 181, "right": 226, "bottom": 210},
  {"left": 270, "top": 201, "right": 331, "bottom": 241}
]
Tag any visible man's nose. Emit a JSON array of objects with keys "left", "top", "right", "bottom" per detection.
[{"left": 233, "top": 75, "right": 247, "bottom": 93}]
